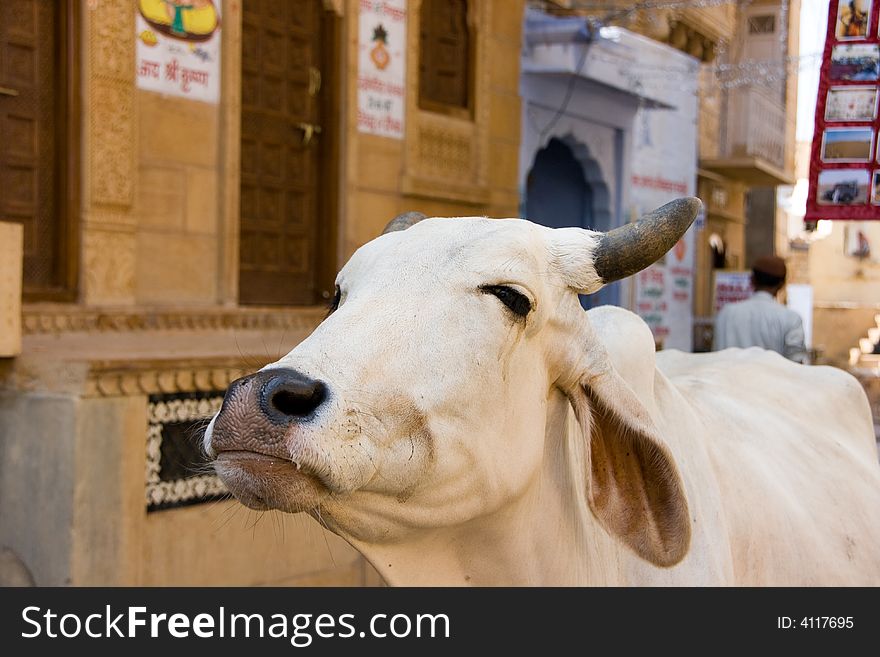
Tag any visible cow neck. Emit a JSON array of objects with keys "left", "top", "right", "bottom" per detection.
[{"left": 349, "top": 392, "right": 620, "bottom": 586}]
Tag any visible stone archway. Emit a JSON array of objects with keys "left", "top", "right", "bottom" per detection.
[
  {"left": 524, "top": 135, "right": 619, "bottom": 307},
  {"left": 525, "top": 136, "right": 613, "bottom": 232}
]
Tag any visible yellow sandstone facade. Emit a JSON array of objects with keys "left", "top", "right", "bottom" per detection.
[
  {"left": 0, "top": 0, "right": 801, "bottom": 586},
  {"left": 0, "top": 0, "right": 523, "bottom": 586}
]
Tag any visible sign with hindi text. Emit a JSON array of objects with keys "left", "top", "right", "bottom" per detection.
[
  {"left": 357, "top": 0, "right": 406, "bottom": 138},
  {"left": 135, "top": 0, "right": 221, "bottom": 104},
  {"left": 712, "top": 270, "right": 752, "bottom": 314},
  {"left": 629, "top": 43, "right": 699, "bottom": 350}
]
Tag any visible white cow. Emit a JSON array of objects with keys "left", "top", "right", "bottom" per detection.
[{"left": 205, "top": 199, "right": 880, "bottom": 585}]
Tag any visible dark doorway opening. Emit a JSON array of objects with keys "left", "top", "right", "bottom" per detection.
[
  {"left": 0, "top": 0, "right": 79, "bottom": 301},
  {"left": 239, "top": 0, "right": 338, "bottom": 306},
  {"left": 525, "top": 136, "right": 619, "bottom": 308}
]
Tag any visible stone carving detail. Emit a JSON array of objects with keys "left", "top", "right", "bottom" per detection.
[
  {"left": 146, "top": 392, "right": 227, "bottom": 511},
  {"left": 82, "top": 228, "right": 136, "bottom": 305},
  {"left": 90, "top": 80, "right": 135, "bottom": 207},
  {"left": 86, "top": 0, "right": 135, "bottom": 215},
  {"left": 85, "top": 208, "right": 138, "bottom": 229},
  {"left": 417, "top": 123, "right": 473, "bottom": 180},
  {"left": 82, "top": 0, "right": 136, "bottom": 300},
  {"left": 90, "top": 0, "right": 135, "bottom": 80},
  {"left": 86, "top": 364, "right": 250, "bottom": 398},
  {"left": 23, "top": 307, "right": 325, "bottom": 335}
]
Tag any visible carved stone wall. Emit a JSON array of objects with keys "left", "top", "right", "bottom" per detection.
[
  {"left": 86, "top": 362, "right": 248, "bottom": 399},
  {"left": 21, "top": 306, "right": 325, "bottom": 335},
  {"left": 83, "top": 0, "right": 137, "bottom": 305},
  {"left": 90, "top": 81, "right": 135, "bottom": 205}
]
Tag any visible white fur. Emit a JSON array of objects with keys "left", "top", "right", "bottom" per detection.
[{"left": 206, "top": 215, "right": 880, "bottom": 585}]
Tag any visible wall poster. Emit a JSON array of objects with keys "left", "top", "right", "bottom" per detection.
[
  {"left": 135, "top": 0, "right": 222, "bottom": 104},
  {"left": 357, "top": 0, "right": 407, "bottom": 138}
]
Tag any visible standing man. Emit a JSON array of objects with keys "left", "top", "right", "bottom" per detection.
[{"left": 713, "top": 254, "right": 809, "bottom": 363}]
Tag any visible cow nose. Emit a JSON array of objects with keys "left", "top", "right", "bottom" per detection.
[{"left": 259, "top": 368, "right": 327, "bottom": 423}]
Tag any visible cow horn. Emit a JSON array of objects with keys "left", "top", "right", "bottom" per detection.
[
  {"left": 592, "top": 197, "right": 702, "bottom": 284},
  {"left": 382, "top": 211, "right": 428, "bottom": 234}
]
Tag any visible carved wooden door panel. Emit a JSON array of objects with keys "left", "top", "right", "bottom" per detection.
[
  {"left": 0, "top": 0, "right": 71, "bottom": 299},
  {"left": 240, "top": 0, "right": 324, "bottom": 306},
  {"left": 419, "top": 0, "right": 471, "bottom": 112}
]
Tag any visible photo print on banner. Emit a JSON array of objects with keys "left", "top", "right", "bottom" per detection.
[
  {"left": 836, "top": 0, "right": 871, "bottom": 39},
  {"left": 825, "top": 86, "right": 879, "bottom": 121},
  {"left": 807, "top": 0, "right": 880, "bottom": 221}
]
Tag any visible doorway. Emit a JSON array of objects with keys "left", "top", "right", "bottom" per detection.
[
  {"left": 0, "top": 0, "right": 78, "bottom": 300},
  {"left": 239, "top": 0, "right": 336, "bottom": 306},
  {"left": 525, "top": 137, "right": 618, "bottom": 308}
]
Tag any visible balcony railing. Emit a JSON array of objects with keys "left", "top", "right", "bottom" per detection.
[
  {"left": 723, "top": 86, "right": 786, "bottom": 168},
  {"left": 702, "top": 85, "right": 793, "bottom": 186}
]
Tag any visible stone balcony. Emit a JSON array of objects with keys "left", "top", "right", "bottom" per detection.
[{"left": 701, "top": 85, "right": 794, "bottom": 186}]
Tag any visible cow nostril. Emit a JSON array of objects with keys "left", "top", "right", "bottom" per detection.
[
  {"left": 270, "top": 384, "right": 326, "bottom": 418},
  {"left": 259, "top": 369, "right": 328, "bottom": 423}
]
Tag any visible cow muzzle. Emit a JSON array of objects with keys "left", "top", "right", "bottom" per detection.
[{"left": 209, "top": 368, "right": 331, "bottom": 512}]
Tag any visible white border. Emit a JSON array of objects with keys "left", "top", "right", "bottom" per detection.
[
  {"left": 820, "top": 126, "right": 875, "bottom": 162},
  {"left": 825, "top": 85, "right": 880, "bottom": 121}
]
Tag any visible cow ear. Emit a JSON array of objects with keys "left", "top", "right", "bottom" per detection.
[{"left": 571, "top": 370, "right": 691, "bottom": 567}]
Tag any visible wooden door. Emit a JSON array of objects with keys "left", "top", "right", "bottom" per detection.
[
  {"left": 0, "top": 0, "right": 76, "bottom": 300},
  {"left": 419, "top": 0, "right": 471, "bottom": 115},
  {"left": 240, "top": 0, "right": 327, "bottom": 306}
]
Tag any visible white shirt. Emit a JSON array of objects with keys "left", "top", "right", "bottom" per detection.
[{"left": 713, "top": 291, "right": 808, "bottom": 363}]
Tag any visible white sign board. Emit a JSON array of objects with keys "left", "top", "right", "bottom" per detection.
[
  {"left": 786, "top": 284, "right": 813, "bottom": 348},
  {"left": 135, "top": 0, "right": 222, "bottom": 104},
  {"left": 357, "top": 0, "right": 406, "bottom": 138},
  {"left": 635, "top": 266, "right": 668, "bottom": 343},
  {"left": 713, "top": 270, "right": 753, "bottom": 313},
  {"left": 630, "top": 41, "right": 700, "bottom": 351}
]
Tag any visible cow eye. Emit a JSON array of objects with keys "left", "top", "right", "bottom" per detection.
[
  {"left": 481, "top": 285, "right": 532, "bottom": 318},
  {"left": 327, "top": 286, "right": 341, "bottom": 315}
]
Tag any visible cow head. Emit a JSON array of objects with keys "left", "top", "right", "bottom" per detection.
[{"left": 205, "top": 198, "right": 700, "bottom": 568}]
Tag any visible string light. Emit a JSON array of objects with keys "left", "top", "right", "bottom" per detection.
[
  {"left": 550, "top": 0, "right": 749, "bottom": 15},
  {"left": 528, "top": 0, "right": 811, "bottom": 90}
]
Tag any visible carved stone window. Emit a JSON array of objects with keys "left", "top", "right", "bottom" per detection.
[
  {"left": 747, "top": 15, "right": 775, "bottom": 35},
  {"left": 418, "top": 0, "right": 472, "bottom": 117},
  {"left": 146, "top": 392, "right": 226, "bottom": 512}
]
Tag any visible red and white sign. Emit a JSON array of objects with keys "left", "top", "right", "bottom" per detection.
[
  {"left": 357, "top": 0, "right": 406, "bottom": 138},
  {"left": 712, "top": 270, "right": 752, "bottom": 313},
  {"left": 135, "top": 0, "right": 221, "bottom": 104},
  {"left": 806, "top": 0, "right": 880, "bottom": 221},
  {"left": 635, "top": 267, "right": 669, "bottom": 340}
]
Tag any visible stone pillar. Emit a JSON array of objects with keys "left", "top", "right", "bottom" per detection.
[
  {"left": 0, "top": 393, "right": 79, "bottom": 585},
  {"left": 0, "top": 390, "right": 144, "bottom": 585},
  {"left": 0, "top": 222, "right": 22, "bottom": 356},
  {"left": 82, "top": 0, "right": 137, "bottom": 305}
]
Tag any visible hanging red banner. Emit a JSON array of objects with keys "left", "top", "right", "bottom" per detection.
[{"left": 806, "top": 0, "right": 880, "bottom": 221}]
